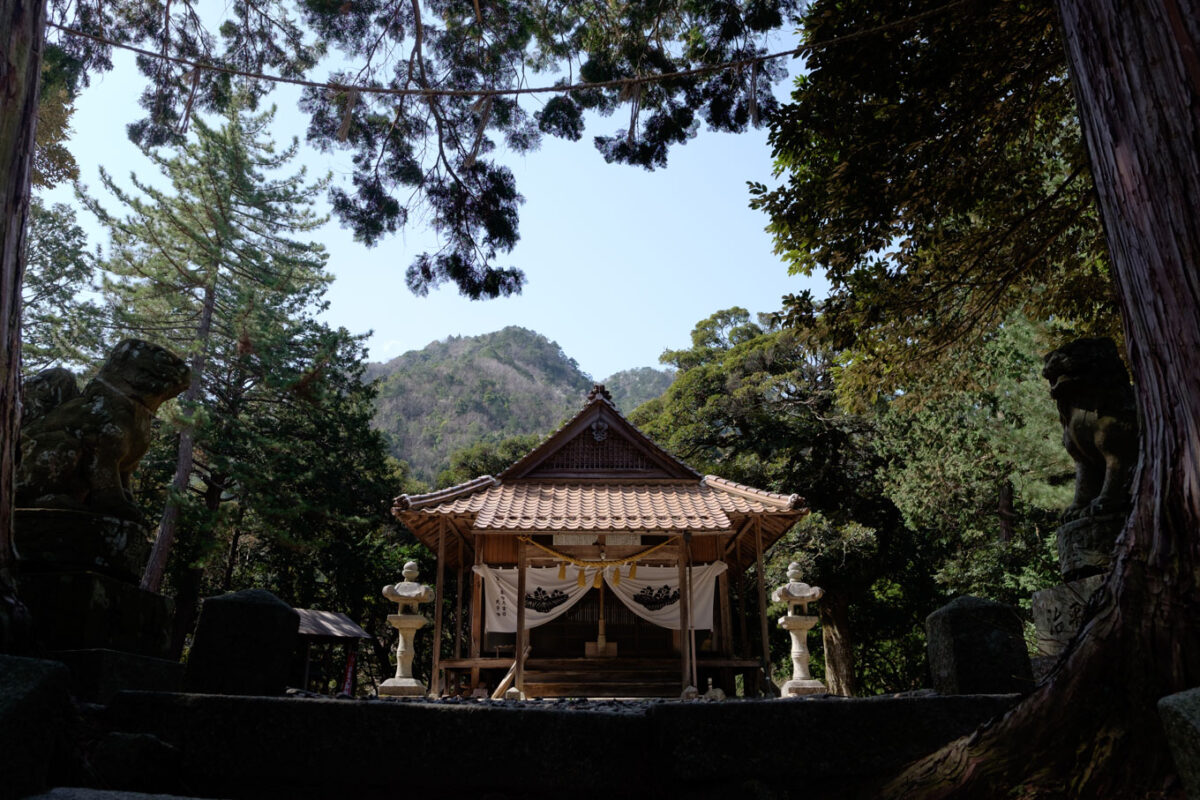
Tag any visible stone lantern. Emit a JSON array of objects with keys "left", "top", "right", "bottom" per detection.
[
  {"left": 379, "top": 561, "right": 434, "bottom": 697},
  {"left": 772, "top": 562, "right": 826, "bottom": 697}
]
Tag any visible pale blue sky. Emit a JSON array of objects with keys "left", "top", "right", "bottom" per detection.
[{"left": 42, "top": 48, "right": 825, "bottom": 380}]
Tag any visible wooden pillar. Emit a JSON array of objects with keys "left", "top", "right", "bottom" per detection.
[
  {"left": 718, "top": 567, "right": 733, "bottom": 656},
  {"left": 469, "top": 532, "right": 483, "bottom": 687},
  {"left": 454, "top": 536, "right": 464, "bottom": 659},
  {"left": 678, "top": 542, "right": 691, "bottom": 691},
  {"left": 515, "top": 537, "right": 528, "bottom": 696},
  {"left": 755, "top": 519, "right": 771, "bottom": 678},
  {"left": 432, "top": 518, "right": 447, "bottom": 697},
  {"left": 737, "top": 567, "right": 750, "bottom": 658}
]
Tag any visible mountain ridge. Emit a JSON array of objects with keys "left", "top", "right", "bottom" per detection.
[{"left": 368, "top": 326, "right": 673, "bottom": 484}]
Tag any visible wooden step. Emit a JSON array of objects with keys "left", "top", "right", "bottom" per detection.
[
  {"left": 522, "top": 660, "right": 683, "bottom": 698},
  {"left": 522, "top": 679, "right": 681, "bottom": 699}
]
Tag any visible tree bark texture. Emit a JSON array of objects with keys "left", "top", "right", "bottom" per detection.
[
  {"left": 0, "top": 0, "right": 45, "bottom": 653},
  {"left": 881, "top": 2, "right": 1200, "bottom": 796},
  {"left": 819, "top": 586, "right": 858, "bottom": 697}
]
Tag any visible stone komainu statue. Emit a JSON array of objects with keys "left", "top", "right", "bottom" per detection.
[
  {"left": 1042, "top": 337, "right": 1138, "bottom": 521},
  {"left": 17, "top": 339, "right": 190, "bottom": 520}
]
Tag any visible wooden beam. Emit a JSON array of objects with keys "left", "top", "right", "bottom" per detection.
[
  {"left": 448, "top": 518, "right": 475, "bottom": 563},
  {"left": 432, "top": 518, "right": 447, "bottom": 697},
  {"left": 724, "top": 518, "right": 755, "bottom": 558},
  {"left": 515, "top": 537, "right": 528, "bottom": 696},
  {"left": 755, "top": 518, "right": 771, "bottom": 682}
]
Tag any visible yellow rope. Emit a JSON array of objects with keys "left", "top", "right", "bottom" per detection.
[{"left": 517, "top": 535, "right": 679, "bottom": 569}]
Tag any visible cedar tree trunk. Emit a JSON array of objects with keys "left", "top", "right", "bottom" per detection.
[
  {"left": 0, "top": 0, "right": 45, "bottom": 653},
  {"left": 881, "top": 1, "right": 1200, "bottom": 796},
  {"left": 820, "top": 585, "right": 858, "bottom": 696}
]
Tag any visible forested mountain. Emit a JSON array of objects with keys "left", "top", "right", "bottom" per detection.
[
  {"left": 602, "top": 367, "right": 677, "bottom": 413},
  {"left": 368, "top": 327, "right": 673, "bottom": 484}
]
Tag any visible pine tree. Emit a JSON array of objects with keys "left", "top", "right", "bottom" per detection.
[{"left": 85, "top": 97, "right": 331, "bottom": 593}]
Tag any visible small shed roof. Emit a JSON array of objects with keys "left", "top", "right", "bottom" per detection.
[{"left": 295, "top": 609, "right": 372, "bottom": 641}]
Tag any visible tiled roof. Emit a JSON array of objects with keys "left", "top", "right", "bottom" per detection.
[{"left": 395, "top": 479, "right": 803, "bottom": 531}]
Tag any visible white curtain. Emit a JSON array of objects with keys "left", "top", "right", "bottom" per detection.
[
  {"left": 604, "top": 561, "right": 727, "bottom": 630},
  {"left": 473, "top": 561, "right": 728, "bottom": 633},
  {"left": 473, "top": 565, "right": 594, "bottom": 633}
]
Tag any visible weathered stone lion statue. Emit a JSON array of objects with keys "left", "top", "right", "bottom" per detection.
[
  {"left": 1042, "top": 337, "right": 1138, "bottom": 521},
  {"left": 17, "top": 339, "right": 190, "bottom": 520}
]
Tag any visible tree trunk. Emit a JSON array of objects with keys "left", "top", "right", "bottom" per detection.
[
  {"left": 819, "top": 585, "right": 858, "bottom": 697},
  {"left": 142, "top": 279, "right": 217, "bottom": 591},
  {"left": 221, "top": 506, "right": 245, "bottom": 592},
  {"left": 997, "top": 480, "right": 1015, "bottom": 543},
  {"left": 0, "top": 0, "right": 45, "bottom": 653},
  {"left": 168, "top": 471, "right": 225, "bottom": 658},
  {"left": 881, "top": 2, "right": 1200, "bottom": 796}
]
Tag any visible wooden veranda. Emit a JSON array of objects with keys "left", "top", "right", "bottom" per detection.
[{"left": 392, "top": 385, "right": 808, "bottom": 698}]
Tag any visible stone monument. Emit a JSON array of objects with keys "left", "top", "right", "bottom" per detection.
[
  {"left": 1033, "top": 337, "right": 1136, "bottom": 667},
  {"left": 13, "top": 341, "right": 191, "bottom": 701},
  {"left": 926, "top": 596, "right": 1032, "bottom": 694},
  {"left": 185, "top": 589, "right": 300, "bottom": 696},
  {"left": 772, "top": 562, "right": 826, "bottom": 697},
  {"left": 379, "top": 561, "right": 434, "bottom": 697}
]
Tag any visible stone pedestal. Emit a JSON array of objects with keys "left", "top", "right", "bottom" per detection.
[
  {"left": 1056, "top": 514, "right": 1124, "bottom": 581},
  {"left": 378, "top": 612, "right": 429, "bottom": 697},
  {"left": 378, "top": 562, "right": 433, "bottom": 697},
  {"left": 16, "top": 570, "right": 174, "bottom": 659},
  {"left": 53, "top": 648, "right": 183, "bottom": 703},
  {"left": 15, "top": 509, "right": 181, "bottom": 703},
  {"left": 14, "top": 508, "right": 152, "bottom": 583},
  {"left": 778, "top": 614, "right": 825, "bottom": 696},
  {"left": 1032, "top": 573, "right": 1105, "bottom": 658}
]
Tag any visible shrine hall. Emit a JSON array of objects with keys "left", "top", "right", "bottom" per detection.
[{"left": 391, "top": 384, "right": 809, "bottom": 698}]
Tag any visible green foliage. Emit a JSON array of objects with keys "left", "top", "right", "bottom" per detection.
[
  {"left": 873, "top": 316, "right": 1070, "bottom": 607},
  {"left": 633, "top": 308, "right": 935, "bottom": 693},
  {"left": 88, "top": 101, "right": 416, "bottom": 678},
  {"left": 370, "top": 326, "right": 591, "bottom": 484},
  {"left": 749, "top": 0, "right": 1118, "bottom": 403},
  {"left": 20, "top": 199, "right": 104, "bottom": 371},
  {"left": 437, "top": 433, "right": 543, "bottom": 488},
  {"left": 370, "top": 327, "right": 680, "bottom": 483},
  {"left": 88, "top": 101, "right": 332, "bottom": 355},
  {"left": 599, "top": 367, "right": 675, "bottom": 414},
  {"left": 217, "top": 328, "right": 417, "bottom": 614},
  {"left": 33, "top": 44, "right": 84, "bottom": 189}
]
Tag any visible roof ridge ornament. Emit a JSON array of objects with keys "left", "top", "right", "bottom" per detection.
[{"left": 587, "top": 383, "right": 613, "bottom": 403}]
